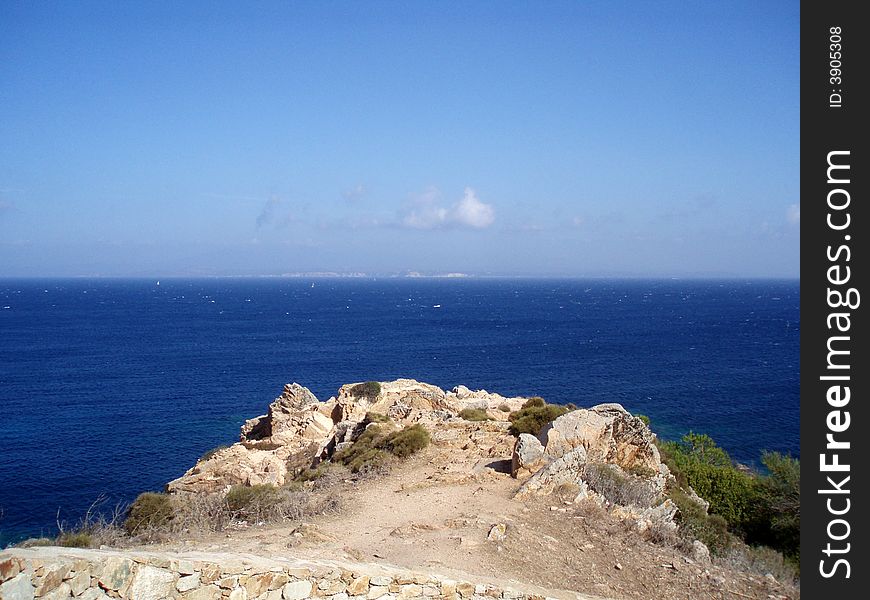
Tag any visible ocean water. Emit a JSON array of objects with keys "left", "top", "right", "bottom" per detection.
[{"left": 0, "top": 278, "right": 799, "bottom": 547}]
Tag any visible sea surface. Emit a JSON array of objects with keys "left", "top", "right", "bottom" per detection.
[{"left": 0, "top": 278, "right": 799, "bottom": 547}]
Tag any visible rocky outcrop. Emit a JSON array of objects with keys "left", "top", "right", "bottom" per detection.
[
  {"left": 515, "top": 404, "right": 670, "bottom": 498},
  {"left": 0, "top": 547, "right": 593, "bottom": 600},
  {"left": 168, "top": 384, "right": 337, "bottom": 494},
  {"left": 168, "top": 380, "right": 529, "bottom": 495}
]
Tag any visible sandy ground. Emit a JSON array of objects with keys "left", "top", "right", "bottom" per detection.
[{"left": 145, "top": 423, "right": 798, "bottom": 600}]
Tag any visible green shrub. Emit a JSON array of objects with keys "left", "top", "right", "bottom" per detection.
[
  {"left": 752, "top": 452, "right": 800, "bottom": 559},
  {"left": 668, "top": 485, "right": 733, "bottom": 555},
  {"left": 634, "top": 413, "right": 651, "bottom": 426},
  {"left": 508, "top": 398, "right": 570, "bottom": 436},
  {"left": 57, "top": 531, "right": 93, "bottom": 548},
  {"left": 498, "top": 403, "right": 511, "bottom": 412},
  {"left": 333, "top": 425, "right": 390, "bottom": 473},
  {"left": 295, "top": 466, "right": 328, "bottom": 483},
  {"left": 200, "top": 445, "right": 229, "bottom": 462},
  {"left": 125, "top": 492, "right": 173, "bottom": 534},
  {"left": 350, "top": 381, "right": 381, "bottom": 399},
  {"left": 333, "top": 424, "right": 430, "bottom": 472},
  {"left": 522, "top": 396, "right": 545, "bottom": 408},
  {"left": 364, "top": 411, "right": 391, "bottom": 423},
  {"left": 382, "top": 424, "right": 431, "bottom": 457},
  {"left": 658, "top": 431, "right": 801, "bottom": 562},
  {"left": 459, "top": 408, "right": 491, "bottom": 421},
  {"left": 225, "top": 484, "right": 281, "bottom": 517},
  {"left": 660, "top": 434, "right": 759, "bottom": 529}
]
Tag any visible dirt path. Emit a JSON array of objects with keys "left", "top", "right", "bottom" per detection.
[{"left": 148, "top": 424, "right": 797, "bottom": 600}]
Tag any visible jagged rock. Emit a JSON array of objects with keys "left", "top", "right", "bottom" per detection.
[
  {"left": 516, "top": 446, "right": 588, "bottom": 496},
  {"left": 517, "top": 404, "right": 671, "bottom": 500},
  {"left": 539, "top": 404, "right": 662, "bottom": 471},
  {"left": 240, "top": 383, "right": 330, "bottom": 444},
  {"left": 511, "top": 434, "right": 544, "bottom": 478}
]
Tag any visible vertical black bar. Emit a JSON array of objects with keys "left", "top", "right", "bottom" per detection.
[{"left": 801, "top": 0, "right": 868, "bottom": 596}]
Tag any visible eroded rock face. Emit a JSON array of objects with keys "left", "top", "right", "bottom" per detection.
[
  {"left": 538, "top": 403, "right": 662, "bottom": 471},
  {"left": 168, "top": 379, "right": 532, "bottom": 494},
  {"left": 335, "top": 379, "right": 450, "bottom": 423},
  {"left": 517, "top": 404, "right": 670, "bottom": 499}
]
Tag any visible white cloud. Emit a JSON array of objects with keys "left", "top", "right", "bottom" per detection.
[
  {"left": 786, "top": 203, "right": 800, "bottom": 225},
  {"left": 401, "top": 187, "right": 494, "bottom": 230},
  {"left": 452, "top": 187, "right": 495, "bottom": 228}
]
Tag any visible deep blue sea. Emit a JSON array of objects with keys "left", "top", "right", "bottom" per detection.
[{"left": 0, "top": 278, "right": 799, "bottom": 547}]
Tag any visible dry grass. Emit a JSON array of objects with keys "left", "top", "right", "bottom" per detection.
[{"left": 582, "top": 463, "right": 659, "bottom": 508}]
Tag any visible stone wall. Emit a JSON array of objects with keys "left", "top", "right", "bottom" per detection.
[{"left": 0, "top": 548, "right": 571, "bottom": 600}]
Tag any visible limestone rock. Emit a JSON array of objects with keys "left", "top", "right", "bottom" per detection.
[
  {"left": 0, "top": 573, "right": 34, "bottom": 600},
  {"left": 336, "top": 379, "right": 450, "bottom": 423},
  {"left": 40, "top": 582, "right": 71, "bottom": 600},
  {"left": 282, "top": 579, "right": 313, "bottom": 599},
  {"left": 130, "top": 565, "right": 177, "bottom": 600},
  {"left": 98, "top": 557, "right": 134, "bottom": 591},
  {"left": 177, "top": 573, "right": 200, "bottom": 592},
  {"left": 517, "top": 404, "right": 671, "bottom": 497},
  {"left": 183, "top": 585, "right": 223, "bottom": 600},
  {"left": 0, "top": 557, "right": 21, "bottom": 581},
  {"left": 511, "top": 434, "right": 544, "bottom": 478},
  {"left": 539, "top": 404, "right": 662, "bottom": 472}
]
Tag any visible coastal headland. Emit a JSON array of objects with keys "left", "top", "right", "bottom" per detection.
[{"left": 1, "top": 379, "right": 798, "bottom": 600}]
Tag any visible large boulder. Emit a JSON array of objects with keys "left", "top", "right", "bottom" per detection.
[
  {"left": 538, "top": 403, "right": 663, "bottom": 472},
  {"left": 517, "top": 403, "right": 670, "bottom": 497},
  {"left": 511, "top": 434, "right": 545, "bottom": 478},
  {"left": 445, "top": 386, "right": 527, "bottom": 421}
]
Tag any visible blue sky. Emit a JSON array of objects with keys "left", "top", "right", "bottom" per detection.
[{"left": 0, "top": 1, "right": 799, "bottom": 277}]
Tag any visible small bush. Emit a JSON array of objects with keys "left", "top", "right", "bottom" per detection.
[
  {"left": 508, "top": 398, "right": 570, "bottom": 436},
  {"left": 364, "top": 411, "right": 391, "bottom": 424},
  {"left": 459, "top": 408, "right": 491, "bottom": 422},
  {"left": 57, "top": 531, "right": 93, "bottom": 548},
  {"left": 225, "top": 484, "right": 281, "bottom": 517},
  {"left": 668, "top": 485, "right": 732, "bottom": 555},
  {"left": 634, "top": 413, "right": 651, "bottom": 426},
  {"left": 125, "top": 492, "right": 173, "bottom": 534},
  {"left": 200, "top": 445, "right": 229, "bottom": 462},
  {"left": 719, "top": 543, "right": 800, "bottom": 587},
  {"left": 583, "top": 463, "right": 659, "bottom": 508},
  {"left": 333, "top": 424, "right": 430, "bottom": 472},
  {"left": 333, "top": 425, "right": 390, "bottom": 473},
  {"left": 522, "top": 396, "right": 545, "bottom": 409},
  {"left": 498, "top": 403, "right": 511, "bottom": 412},
  {"left": 382, "top": 424, "right": 430, "bottom": 457},
  {"left": 295, "top": 466, "right": 328, "bottom": 483},
  {"left": 350, "top": 381, "right": 381, "bottom": 399}
]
